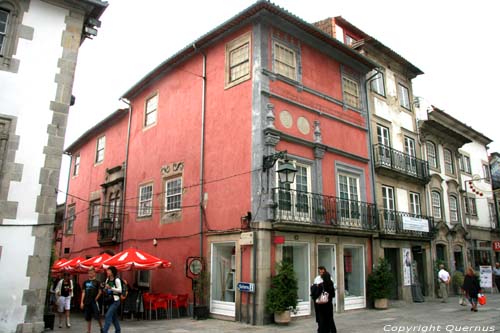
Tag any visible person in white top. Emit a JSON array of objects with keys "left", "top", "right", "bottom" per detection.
[{"left": 438, "top": 264, "right": 451, "bottom": 303}]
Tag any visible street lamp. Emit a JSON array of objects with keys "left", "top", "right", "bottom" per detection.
[{"left": 263, "top": 150, "right": 297, "bottom": 185}]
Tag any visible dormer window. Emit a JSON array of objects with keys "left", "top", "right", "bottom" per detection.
[{"left": 345, "top": 34, "right": 356, "bottom": 46}]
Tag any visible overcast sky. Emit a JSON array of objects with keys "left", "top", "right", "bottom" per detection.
[{"left": 60, "top": 0, "right": 500, "bottom": 200}]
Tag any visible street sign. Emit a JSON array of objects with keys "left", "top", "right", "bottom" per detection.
[
  {"left": 493, "top": 240, "right": 500, "bottom": 252},
  {"left": 237, "top": 282, "right": 255, "bottom": 293},
  {"left": 240, "top": 232, "right": 254, "bottom": 245}
]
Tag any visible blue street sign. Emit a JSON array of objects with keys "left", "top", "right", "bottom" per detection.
[{"left": 237, "top": 282, "right": 255, "bottom": 293}]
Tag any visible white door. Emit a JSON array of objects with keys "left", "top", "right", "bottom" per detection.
[
  {"left": 404, "top": 136, "right": 417, "bottom": 175},
  {"left": 318, "top": 245, "right": 337, "bottom": 310},
  {"left": 377, "top": 125, "right": 391, "bottom": 165}
]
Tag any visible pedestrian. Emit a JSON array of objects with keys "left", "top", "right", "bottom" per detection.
[
  {"left": 462, "top": 266, "right": 481, "bottom": 312},
  {"left": 55, "top": 272, "right": 73, "bottom": 328},
  {"left": 437, "top": 264, "right": 450, "bottom": 303},
  {"left": 102, "top": 266, "right": 122, "bottom": 333},
  {"left": 493, "top": 262, "right": 500, "bottom": 293},
  {"left": 311, "top": 266, "right": 326, "bottom": 333},
  {"left": 49, "top": 276, "right": 59, "bottom": 313},
  {"left": 80, "top": 267, "right": 103, "bottom": 333},
  {"left": 315, "top": 271, "right": 337, "bottom": 333}
]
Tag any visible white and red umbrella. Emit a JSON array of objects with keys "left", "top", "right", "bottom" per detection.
[
  {"left": 57, "top": 256, "right": 86, "bottom": 273},
  {"left": 79, "top": 253, "right": 112, "bottom": 272},
  {"left": 102, "top": 247, "right": 172, "bottom": 271},
  {"left": 51, "top": 258, "right": 69, "bottom": 274}
]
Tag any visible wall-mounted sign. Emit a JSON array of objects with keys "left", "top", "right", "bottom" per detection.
[
  {"left": 492, "top": 240, "right": 500, "bottom": 252},
  {"left": 237, "top": 282, "right": 255, "bottom": 293},
  {"left": 402, "top": 216, "right": 429, "bottom": 233},
  {"left": 240, "top": 232, "right": 254, "bottom": 245}
]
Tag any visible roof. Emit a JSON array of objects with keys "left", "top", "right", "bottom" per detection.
[
  {"left": 122, "top": 0, "right": 378, "bottom": 99},
  {"left": 64, "top": 109, "right": 128, "bottom": 153},
  {"left": 80, "top": 0, "right": 108, "bottom": 20},
  {"left": 333, "top": 16, "right": 424, "bottom": 78}
]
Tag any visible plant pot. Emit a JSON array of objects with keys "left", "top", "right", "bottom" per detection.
[
  {"left": 193, "top": 305, "right": 209, "bottom": 320},
  {"left": 274, "top": 310, "right": 291, "bottom": 325},
  {"left": 44, "top": 312, "right": 55, "bottom": 330},
  {"left": 374, "top": 298, "right": 388, "bottom": 309}
]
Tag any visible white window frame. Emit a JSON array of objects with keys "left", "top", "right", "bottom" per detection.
[
  {"left": 426, "top": 142, "right": 438, "bottom": 169},
  {"left": 483, "top": 164, "right": 491, "bottom": 182},
  {"left": 398, "top": 83, "right": 411, "bottom": 110},
  {"left": 95, "top": 136, "right": 105, "bottom": 163},
  {"left": 89, "top": 200, "right": 100, "bottom": 230},
  {"left": 370, "top": 72, "right": 385, "bottom": 96},
  {"left": 165, "top": 177, "right": 182, "bottom": 212},
  {"left": 409, "top": 192, "right": 421, "bottom": 216},
  {"left": 449, "top": 195, "right": 459, "bottom": 223},
  {"left": 459, "top": 154, "right": 471, "bottom": 174},
  {"left": 0, "top": 9, "right": 8, "bottom": 56},
  {"left": 404, "top": 136, "right": 417, "bottom": 174},
  {"left": 276, "top": 161, "right": 312, "bottom": 220},
  {"left": 343, "top": 76, "right": 360, "bottom": 109},
  {"left": 465, "top": 197, "right": 477, "bottom": 216},
  {"left": 273, "top": 41, "right": 297, "bottom": 80},
  {"left": 144, "top": 94, "right": 158, "bottom": 127},
  {"left": 381, "top": 185, "right": 395, "bottom": 211},
  {"left": 338, "top": 173, "right": 360, "bottom": 220},
  {"left": 66, "top": 205, "right": 75, "bottom": 234},
  {"left": 225, "top": 33, "right": 251, "bottom": 88},
  {"left": 488, "top": 202, "right": 496, "bottom": 223},
  {"left": 444, "top": 149, "right": 454, "bottom": 175},
  {"left": 138, "top": 184, "right": 153, "bottom": 217},
  {"left": 431, "top": 191, "right": 442, "bottom": 219},
  {"left": 73, "top": 154, "right": 80, "bottom": 176}
]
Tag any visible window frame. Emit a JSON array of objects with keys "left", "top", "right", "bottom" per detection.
[
  {"left": 138, "top": 183, "right": 153, "bottom": 218},
  {"left": 482, "top": 163, "right": 491, "bottom": 183},
  {"left": 444, "top": 149, "right": 454, "bottom": 175},
  {"left": 95, "top": 135, "right": 105, "bottom": 164},
  {"left": 88, "top": 200, "right": 100, "bottom": 231},
  {"left": 73, "top": 154, "right": 80, "bottom": 176},
  {"left": 409, "top": 192, "right": 421, "bottom": 216},
  {"left": 164, "top": 176, "right": 182, "bottom": 212},
  {"left": 66, "top": 205, "right": 75, "bottom": 234},
  {"left": 459, "top": 154, "right": 471, "bottom": 174},
  {"left": 431, "top": 191, "right": 442, "bottom": 219},
  {"left": 273, "top": 40, "right": 298, "bottom": 81},
  {"left": 398, "top": 83, "right": 411, "bottom": 111},
  {"left": 370, "top": 72, "right": 385, "bottom": 97},
  {"left": 144, "top": 93, "right": 158, "bottom": 128},
  {"left": 225, "top": 33, "right": 251, "bottom": 88},
  {"left": 449, "top": 195, "right": 459, "bottom": 223},
  {"left": 0, "top": 8, "right": 8, "bottom": 56},
  {"left": 426, "top": 141, "right": 438, "bottom": 169},
  {"left": 465, "top": 196, "right": 477, "bottom": 216},
  {"left": 342, "top": 75, "right": 360, "bottom": 109}
]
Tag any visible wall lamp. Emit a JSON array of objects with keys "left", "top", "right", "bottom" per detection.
[{"left": 263, "top": 150, "right": 297, "bottom": 185}]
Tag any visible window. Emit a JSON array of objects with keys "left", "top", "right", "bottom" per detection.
[
  {"left": 483, "top": 164, "right": 491, "bottom": 182},
  {"left": 339, "top": 174, "right": 360, "bottom": 219},
  {"left": 145, "top": 94, "right": 158, "bottom": 127},
  {"left": 89, "top": 201, "right": 100, "bottom": 230},
  {"left": 409, "top": 192, "right": 421, "bottom": 216},
  {"left": 343, "top": 76, "right": 360, "bottom": 109},
  {"left": 277, "top": 162, "right": 311, "bottom": 220},
  {"left": 73, "top": 154, "right": 80, "bottom": 176},
  {"left": 138, "top": 184, "right": 153, "bottom": 217},
  {"left": 66, "top": 205, "right": 75, "bottom": 234},
  {"left": 95, "top": 136, "right": 105, "bottom": 163},
  {"left": 444, "top": 149, "right": 454, "bottom": 174},
  {"left": 370, "top": 72, "right": 385, "bottom": 96},
  {"left": 404, "top": 136, "right": 417, "bottom": 174},
  {"left": 108, "top": 191, "right": 121, "bottom": 222},
  {"left": 431, "top": 191, "right": 442, "bottom": 219},
  {"left": 488, "top": 202, "right": 496, "bottom": 223},
  {"left": 165, "top": 177, "right": 182, "bottom": 212},
  {"left": 225, "top": 33, "right": 251, "bottom": 87},
  {"left": 0, "top": 9, "right": 8, "bottom": 56},
  {"left": 345, "top": 34, "right": 356, "bottom": 46},
  {"left": 465, "top": 197, "right": 477, "bottom": 216},
  {"left": 381, "top": 186, "right": 395, "bottom": 211},
  {"left": 449, "top": 195, "right": 459, "bottom": 223},
  {"left": 426, "top": 142, "right": 438, "bottom": 169},
  {"left": 459, "top": 154, "right": 471, "bottom": 173},
  {"left": 398, "top": 84, "right": 411, "bottom": 110},
  {"left": 137, "top": 270, "right": 150, "bottom": 287},
  {"left": 273, "top": 41, "right": 296, "bottom": 80}
]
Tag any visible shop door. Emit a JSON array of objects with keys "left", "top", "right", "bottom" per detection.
[
  {"left": 318, "top": 245, "right": 337, "bottom": 309},
  {"left": 283, "top": 243, "right": 310, "bottom": 316},
  {"left": 412, "top": 246, "right": 427, "bottom": 296},
  {"left": 210, "top": 242, "right": 236, "bottom": 317},
  {"left": 384, "top": 248, "right": 399, "bottom": 300}
]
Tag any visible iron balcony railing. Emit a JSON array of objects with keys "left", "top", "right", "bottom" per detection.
[
  {"left": 379, "top": 209, "right": 434, "bottom": 238},
  {"left": 373, "top": 144, "right": 430, "bottom": 183},
  {"left": 272, "top": 188, "right": 378, "bottom": 231},
  {"left": 97, "top": 214, "right": 122, "bottom": 245}
]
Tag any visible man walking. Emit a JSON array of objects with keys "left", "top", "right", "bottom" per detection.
[
  {"left": 81, "top": 267, "right": 103, "bottom": 333},
  {"left": 438, "top": 264, "right": 450, "bottom": 303},
  {"left": 493, "top": 262, "right": 500, "bottom": 293}
]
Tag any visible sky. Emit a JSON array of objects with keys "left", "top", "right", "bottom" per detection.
[{"left": 59, "top": 0, "right": 500, "bottom": 200}]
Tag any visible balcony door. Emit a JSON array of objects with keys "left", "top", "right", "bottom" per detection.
[
  {"left": 404, "top": 136, "right": 417, "bottom": 175},
  {"left": 382, "top": 185, "right": 396, "bottom": 232},
  {"left": 377, "top": 125, "right": 391, "bottom": 165},
  {"left": 338, "top": 174, "right": 360, "bottom": 224},
  {"left": 278, "top": 162, "right": 311, "bottom": 222}
]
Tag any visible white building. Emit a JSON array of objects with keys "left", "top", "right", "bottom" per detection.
[{"left": 0, "top": 1, "right": 107, "bottom": 332}]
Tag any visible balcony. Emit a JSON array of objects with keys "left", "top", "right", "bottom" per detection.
[
  {"left": 97, "top": 215, "right": 122, "bottom": 246},
  {"left": 379, "top": 209, "right": 434, "bottom": 238},
  {"left": 272, "top": 188, "right": 378, "bottom": 231},
  {"left": 373, "top": 144, "right": 430, "bottom": 184}
]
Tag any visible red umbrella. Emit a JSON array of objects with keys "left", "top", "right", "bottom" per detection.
[
  {"left": 79, "top": 253, "right": 112, "bottom": 272},
  {"left": 51, "top": 258, "right": 68, "bottom": 273},
  {"left": 58, "top": 256, "right": 86, "bottom": 273},
  {"left": 102, "top": 247, "right": 172, "bottom": 271}
]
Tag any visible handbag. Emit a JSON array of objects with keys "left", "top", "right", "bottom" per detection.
[
  {"left": 316, "top": 291, "right": 329, "bottom": 304},
  {"left": 478, "top": 293, "right": 486, "bottom": 306}
]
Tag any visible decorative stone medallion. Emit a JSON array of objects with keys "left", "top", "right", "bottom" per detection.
[
  {"left": 297, "top": 116, "right": 310, "bottom": 135},
  {"left": 279, "top": 110, "right": 293, "bottom": 128}
]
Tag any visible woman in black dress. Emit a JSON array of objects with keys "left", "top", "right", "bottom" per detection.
[
  {"left": 316, "top": 271, "right": 337, "bottom": 333},
  {"left": 462, "top": 266, "right": 481, "bottom": 312}
]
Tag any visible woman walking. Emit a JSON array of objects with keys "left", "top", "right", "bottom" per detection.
[
  {"left": 462, "top": 266, "right": 481, "bottom": 312},
  {"left": 102, "top": 266, "right": 122, "bottom": 333},
  {"left": 315, "top": 271, "right": 337, "bottom": 333},
  {"left": 55, "top": 273, "right": 73, "bottom": 328}
]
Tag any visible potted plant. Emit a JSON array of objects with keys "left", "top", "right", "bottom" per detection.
[
  {"left": 193, "top": 271, "right": 210, "bottom": 320},
  {"left": 367, "top": 258, "right": 394, "bottom": 309},
  {"left": 265, "top": 261, "right": 298, "bottom": 324}
]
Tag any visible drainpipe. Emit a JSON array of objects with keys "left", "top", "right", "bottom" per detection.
[
  {"left": 364, "top": 69, "right": 381, "bottom": 266},
  {"left": 193, "top": 43, "right": 207, "bottom": 260},
  {"left": 119, "top": 98, "right": 132, "bottom": 251}
]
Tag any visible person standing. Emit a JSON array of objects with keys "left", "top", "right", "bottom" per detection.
[
  {"left": 315, "top": 271, "right": 337, "bottom": 333},
  {"left": 437, "top": 264, "right": 450, "bottom": 303},
  {"left": 80, "top": 267, "right": 103, "bottom": 333},
  {"left": 55, "top": 273, "right": 73, "bottom": 328},
  {"left": 493, "top": 262, "right": 500, "bottom": 293},
  {"left": 462, "top": 266, "right": 481, "bottom": 312},
  {"left": 102, "top": 266, "right": 122, "bottom": 333},
  {"left": 311, "top": 266, "right": 326, "bottom": 333}
]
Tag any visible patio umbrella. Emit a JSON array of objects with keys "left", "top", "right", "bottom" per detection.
[
  {"left": 102, "top": 247, "right": 172, "bottom": 271},
  {"left": 51, "top": 258, "right": 68, "bottom": 274},
  {"left": 58, "top": 256, "right": 86, "bottom": 273},
  {"left": 79, "top": 253, "right": 112, "bottom": 272}
]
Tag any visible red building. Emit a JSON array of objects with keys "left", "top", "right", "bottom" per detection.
[{"left": 60, "top": 2, "right": 378, "bottom": 324}]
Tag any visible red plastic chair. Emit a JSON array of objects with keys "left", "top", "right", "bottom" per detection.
[
  {"left": 175, "top": 294, "right": 189, "bottom": 317},
  {"left": 143, "top": 293, "right": 161, "bottom": 320},
  {"left": 163, "top": 294, "right": 179, "bottom": 319},
  {"left": 153, "top": 294, "right": 168, "bottom": 319}
]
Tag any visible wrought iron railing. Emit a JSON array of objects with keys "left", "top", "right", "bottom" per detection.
[
  {"left": 379, "top": 209, "right": 433, "bottom": 238},
  {"left": 97, "top": 214, "right": 122, "bottom": 244},
  {"left": 373, "top": 144, "right": 430, "bottom": 183},
  {"left": 272, "top": 188, "right": 378, "bottom": 230}
]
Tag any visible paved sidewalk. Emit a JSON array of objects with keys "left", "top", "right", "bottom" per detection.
[{"left": 47, "top": 294, "right": 500, "bottom": 333}]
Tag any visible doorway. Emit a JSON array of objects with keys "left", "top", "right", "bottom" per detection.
[
  {"left": 384, "top": 248, "right": 399, "bottom": 300},
  {"left": 412, "top": 246, "right": 427, "bottom": 296},
  {"left": 318, "top": 245, "right": 337, "bottom": 308}
]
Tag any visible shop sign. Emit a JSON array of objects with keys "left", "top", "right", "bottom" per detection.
[
  {"left": 479, "top": 266, "right": 492, "bottom": 288},
  {"left": 402, "top": 216, "right": 429, "bottom": 232},
  {"left": 237, "top": 282, "right": 255, "bottom": 293},
  {"left": 493, "top": 241, "right": 500, "bottom": 252}
]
